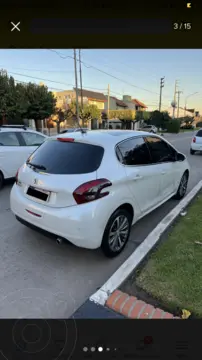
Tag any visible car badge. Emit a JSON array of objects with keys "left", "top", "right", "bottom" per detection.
[{"left": 33, "top": 178, "right": 38, "bottom": 185}]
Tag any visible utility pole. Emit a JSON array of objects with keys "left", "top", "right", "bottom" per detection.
[
  {"left": 176, "top": 90, "right": 183, "bottom": 118},
  {"left": 78, "top": 49, "right": 84, "bottom": 127},
  {"left": 107, "top": 84, "right": 110, "bottom": 129},
  {"left": 159, "top": 77, "right": 165, "bottom": 112},
  {"left": 172, "top": 80, "right": 178, "bottom": 119},
  {"left": 73, "top": 49, "right": 80, "bottom": 126}
]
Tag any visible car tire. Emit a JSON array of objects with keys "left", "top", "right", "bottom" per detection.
[
  {"left": 150, "top": 130, "right": 154, "bottom": 133},
  {"left": 101, "top": 208, "right": 132, "bottom": 258},
  {"left": 0, "top": 171, "right": 4, "bottom": 191},
  {"left": 190, "top": 148, "right": 195, "bottom": 155},
  {"left": 173, "top": 171, "right": 189, "bottom": 200}
]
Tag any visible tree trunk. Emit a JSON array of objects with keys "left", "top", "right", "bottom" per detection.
[
  {"left": 34, "top": 119, "right": 40, "bottom": 132},
  {"left": 56, "top": 122, "right": 60, "bottom": 134}
]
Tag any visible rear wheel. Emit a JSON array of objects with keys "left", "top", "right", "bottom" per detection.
[
  {"left": 190, "top": 148, "right": 195, "bottom": 155},
  {"left": 101, "top": 209, "right": 132, "bottom": 258},
  {"left": 173, "top": 171, "right": 189, "bottom": 200},
  {"left": 0, "top": 171, "right": 4, "bottom": 190}
]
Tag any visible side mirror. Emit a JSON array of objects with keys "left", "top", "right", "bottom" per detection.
[{"left": 176, "top": 152, "right": 185, "bottom": 161}]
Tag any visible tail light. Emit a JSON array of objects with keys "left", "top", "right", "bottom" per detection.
[
  {"left": 193, "top": 137, "right": 196, "bottom": 143},
  {"left": 73, "top": 178, "right": 112, "bottom": 204},
  {"left": 57, "top": 137, "right": 75, "bottom": 142},
  {"left": 16, "top": 168, "right": 22, "bottom": 186}
]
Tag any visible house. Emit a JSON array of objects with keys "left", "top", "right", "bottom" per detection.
[
  {"left": 54, "top": 88, "right": 106, "bottom": 110},
  {"left": 132, "top": 98, "right": 147, "bottom": 111},
  {"left": 74, "top": 88, "right": 106, "bottom": 110},
  {"left": 121, "top": 95, "right": 147, "bottom": 111},
  {"left": 104, "top": 96, "right": 128, "bottom": 111},
  {"left": 53, "top": 90, "right": 75, "bottom": 110}
]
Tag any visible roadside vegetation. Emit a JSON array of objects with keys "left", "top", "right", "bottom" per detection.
[{"left": 136, "top": 193, "right": 202, "bottom": 318}]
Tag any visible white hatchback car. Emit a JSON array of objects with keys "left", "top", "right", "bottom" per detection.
[
  {"left": 0, "top": 125, "right": 47, "bottom": 189},
  {"left": 10, "top": 130, "right": 190, "bottom": 258},
  {"left": 190, "top": 129, "right": 202, "bottom": 154}
]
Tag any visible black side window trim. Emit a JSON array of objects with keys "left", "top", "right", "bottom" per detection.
[{"left": 15, "top": 132, "right": 26, "bottom": 146}]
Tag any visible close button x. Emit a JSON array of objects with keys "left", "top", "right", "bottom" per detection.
[{"left": 11, "top": 22, "right": 20, "bottom": 32}]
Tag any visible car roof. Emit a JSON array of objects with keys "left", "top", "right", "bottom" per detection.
[
  {"left": 54, "top": 129, "right": 156, "bottom": 147},
  {"left": 0, "top": 126, "right": 47, "bottom": 136}
]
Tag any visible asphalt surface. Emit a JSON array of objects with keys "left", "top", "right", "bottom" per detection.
[{"left": 0, "top": 131, "right": 201, "bottom": 318}]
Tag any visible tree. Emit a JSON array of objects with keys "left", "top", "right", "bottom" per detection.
[
  {"left": 0, "top": 73, "right": 16, "bottom": 124},
  {"left": 63, "top": 101, "right": 101, "bottom": 130},
  {"left": 24, "top": 83, "right": 56, "bottom": 131},
  {"left": 0, "top": 72, "right": 56, "bottom": 129}
]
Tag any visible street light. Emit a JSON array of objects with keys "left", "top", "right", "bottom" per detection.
[{"left": 184, "top": 92, "right": 198, "bottom": 117}]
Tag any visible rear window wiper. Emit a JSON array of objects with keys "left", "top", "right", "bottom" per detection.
[{"left": 27, "top": 162, "right": 46, "bottom": 170}]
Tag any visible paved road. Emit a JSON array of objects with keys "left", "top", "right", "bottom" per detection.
[{"left": 0, "top": 132, "right": 200, "bottom": 318}]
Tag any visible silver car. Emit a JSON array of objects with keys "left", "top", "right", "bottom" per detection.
[{"left": 140, "top": 125, "right": 157, "bottom": 133}]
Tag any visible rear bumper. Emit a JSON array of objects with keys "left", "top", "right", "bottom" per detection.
[
  {"left": 191, "top": 143, "right": 202, "bottom": 151},
  {"left": 10, "top": 183, "right": 104, "bottom": 249}
]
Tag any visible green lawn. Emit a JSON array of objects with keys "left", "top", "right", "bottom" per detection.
[{"left": 136, "top": 193, "right": 202, "bottom": 317}]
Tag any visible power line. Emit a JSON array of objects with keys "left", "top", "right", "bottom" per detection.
[
  {"left": 48, "top": 49, "right": 160, "bottom": 96},
  {"left": 6, "top": 68, "right": 170, "bottom": 108}
]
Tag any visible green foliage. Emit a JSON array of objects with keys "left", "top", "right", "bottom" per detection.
[
  {"left": 166, "top": 119, "right": 181, "bottom": 133},
  {"left": 108, "top": 109, "right": 136, "bottom": 121},
  {"left": 135, "top": 110, "right": 151, "bottom": 122},
  {"left": 148, "top": 110, "right": 171, "bottom": 129},
  {"left": 0, "top": 72, "right": 56, "bottom": 129},
  {"left": 64, "top": 101, "right": 101, "bottom": 128}
]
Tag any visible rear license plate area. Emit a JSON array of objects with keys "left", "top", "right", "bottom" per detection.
[{"left": 27, "top": 186, "right": 50, "bottom": 201}]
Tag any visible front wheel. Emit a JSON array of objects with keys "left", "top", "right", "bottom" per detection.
[
  {"left": 173, "top": 172, "right": 189, "bottom": 200},
  {"left": 101, "top": 209, "right": 132, "bottom": 258}
]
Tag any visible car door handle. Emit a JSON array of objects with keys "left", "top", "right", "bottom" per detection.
[
  {"left": 133, "top": 174, "right": 143, "bottom": 180},
  {"left": 161, "top": 171, "right": 166, "bottom": 175}
]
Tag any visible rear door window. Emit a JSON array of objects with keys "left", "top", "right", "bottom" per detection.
[
  {"left": 145, "top": 136, "right": 175, "bottom": 163},
  {"left": 20, "top": 132, "right": 46, "bottom": 146},
  {"left": 27, "top": 139, "right": 104, "bottom": 174},
  {"left": 117, "top": 136, "right": 152, "bottom": 165}
]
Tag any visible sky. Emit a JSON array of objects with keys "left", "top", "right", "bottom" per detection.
[{"left": 0, "top": 49, "right": 202, "bottom": 113}]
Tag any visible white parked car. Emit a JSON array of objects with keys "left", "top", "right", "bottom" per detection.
[
  {"left": 10, "top": 130, "right": 190, "bottom": 258},
  {"left": 190, "top": 129, "right": 202, "bottom": 154},
  {"left": 0, "top": 125, "right": 47, "bottom": 189}
]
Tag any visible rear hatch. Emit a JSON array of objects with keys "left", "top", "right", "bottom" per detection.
[
  {"left": 194, "top": 129, "right": 202, "bottom": 144},
  {"left": 18, "top": 137, "right": 104, "bottom": 208}
]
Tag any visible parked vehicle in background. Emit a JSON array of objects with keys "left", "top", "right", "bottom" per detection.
[
  {"left": 140, "top": 124, "right": 157, "bottom": 133},
  {"left": 60, "top": 128, "right": 89, "bottom": 134},
  {"left": 180, "top": 124, "right": 195, "bottom": 130},
  {"left": 10, "top": 130, "right": 190, "bottom": 258},
  {"left": 0, "top": 125, "right": 47, "bottom": 189},
  {"left": 190, "top": 128, "right": 202, "bottom": 154}
]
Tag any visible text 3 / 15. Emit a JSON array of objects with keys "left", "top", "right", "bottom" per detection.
[{"left": 173, "top": 23, "right": 192, "bottom": 30}]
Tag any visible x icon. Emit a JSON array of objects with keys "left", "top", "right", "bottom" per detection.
[{"left": 11, "top": 22, "right": 20, "bottom": 32}]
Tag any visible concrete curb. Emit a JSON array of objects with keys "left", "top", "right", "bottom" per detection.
[{"left": 90, "top": 180, "right": 202, "bottom": 307}]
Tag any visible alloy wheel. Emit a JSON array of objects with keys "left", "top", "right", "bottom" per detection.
[
  {"left": 108, "top": 215, "right": 130, "bottom": 252},
  {"left": 179, "top": 174, "right": 188, "bottom": 197}
]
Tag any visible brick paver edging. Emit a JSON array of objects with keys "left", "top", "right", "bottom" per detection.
[{"left": 106, "top": 290, "right": 180, "bottom": 319}]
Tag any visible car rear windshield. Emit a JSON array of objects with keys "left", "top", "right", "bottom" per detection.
[
  {"left": 27, "top": 139, "right": 104, "bottom": 174},
  {"left": 196, "top": 130, "right": 202, "bottom": 137}
]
